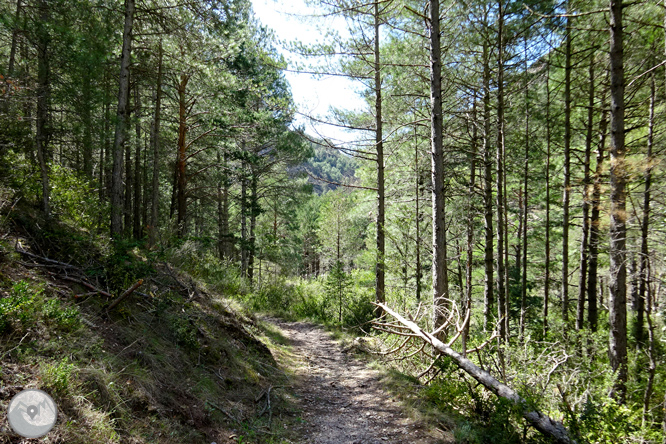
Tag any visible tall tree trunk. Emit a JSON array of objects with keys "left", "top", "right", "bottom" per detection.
[
  {"left": 588, "top": 102, "right": 607, "bottom": 332},
  {"left": 100, "top": 69, "right": 110, "bottom": 202},
  {"left": 374, "top": 2, "right": 386, "bottom": 317},
  {"left": 124, "top": 86, "right": 133, "bottom": 236},
  {"left": 176, "top": 73, "right": 190, "bottom": 237},
  {"left": 464, "top": 100, "right": 477, "bottom": 354},
  {"left": 149, "top": 41, "right": 163, "bottom": 247},
  {"left": 414, "top": 122, "right": 422, "bottom": 303},
  {"left": 520, "top": 47, "right": 529, "bottom": 340},
  {"left": 496, "top": 0, "right": 507, "bottom": 340},
  {"left": 82, "top": 70, "right": 93, "bottom": 178},
  {"left": 7, "top": 0, "right": 22, "bottom": 78},
  {"left": 218, "top": 151, "right": 231, "bottom": 260},
  {"left": 35, "top": 0, "right": 51, "bottom": 217},
  {"left": 577, "top": 54, "right": 595, "bottom": 331},
  {"left": 248, "top": 173, "right": 258, "bottom": 285},
  {"left": 482, "top": 41, "right": 494, "bottom": 332},
  {"left": 133, "top": 82, "right": 142, "bottom": 239},
  {"left": 641, "top": 261, "right": 656, "bottom": 427},
  {"left": 240, "top": 163, "right": 248, "bottom": 280},
  {"left": 111, "top": 0, "right": 135, "bottom": 237},
  {"left": 636, "top": 72, "right": 655, "bottom": 347},
  {"left": 608, "top": 0, "right": 628, "bottom": 403},
  {"left": 544, "top": 53, "right": 552, "bottom": 337},
  {"left": 562, "top": 14, "right": 572, "bottom": 327},
  {"left": 429, "top": 0, "right": 449, "bottom": 331}
]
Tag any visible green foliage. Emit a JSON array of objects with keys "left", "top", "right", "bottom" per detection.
[
  {"left": 42, "top": 358, "right": 77, "bottom": 395},
  {"left": 168, "top": 314, "right": 199, "bottom": 350},
  {"left": 104, "top": 239, "right": 155, "bottom": 291},
  {"left": 0, "top": 280, "right": 39, "bottom": 333},
  {"left": 50, "top": 164, "right": 105, "bottom": 230},
  {"left": 0, "top": 280, "right": 81, "bottom": 334},
  {"left": 324, "top": 260, "right": 353, "bottom": 323},
  {"left": 43, "top": 298, "right": 81, "bottom": 332}
]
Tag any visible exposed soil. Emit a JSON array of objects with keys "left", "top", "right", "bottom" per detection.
[{"left": 271, "top": 319, "right": 452, "bottom": 444}]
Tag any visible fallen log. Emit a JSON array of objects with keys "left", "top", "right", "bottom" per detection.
[
  {"left": 374, "top": 303, "right": 577, "bottom": 444},
  {"left": 107, "top": 279, "right": 144, "bottom": 312}
]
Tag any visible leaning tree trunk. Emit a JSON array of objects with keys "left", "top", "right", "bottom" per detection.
[
  {"left": 608, "top": 0, "right": 628, "bottom": 403},
  {"left": 110, "top": 0, "right": 135, "bottom": 237},
  {"left": 428, "top": 0, "right": 449, "bottom": 331},
  {"left": 375, "top": 303, "right": 578, "bottom": 444}
]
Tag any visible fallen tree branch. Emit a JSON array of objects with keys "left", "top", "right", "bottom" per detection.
[
  {"left": 206, "top": 400, "right": 240, "bottom": 423},
  {"left": 107, "top": 280, "right": 144, "bottom": 312},
  {"left": 15, "top": 246, "right": 81, "bottom": 270},
  {"left": 46, "top": 272, "right": 113, "bottom": 298},
  {"left": 374, "top": 303, "right": 577, "bottom": 444}
]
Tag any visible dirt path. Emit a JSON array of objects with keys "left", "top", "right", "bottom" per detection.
[{"left": 271, "top": 320, "right": 450, "bottom": 444}]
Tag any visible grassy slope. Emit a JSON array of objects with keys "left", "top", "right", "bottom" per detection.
[{"left": 0, "top": 202, "right": 299, "bottom": 444}]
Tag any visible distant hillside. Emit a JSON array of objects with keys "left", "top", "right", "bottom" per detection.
[{"left": 303, "top": 144, "right": 358, "bottom": 194}]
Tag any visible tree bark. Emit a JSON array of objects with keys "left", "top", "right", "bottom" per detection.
[
  {"left": 429, "top": 0, "right": 449, "bottom": 331},
  {"left": 608, "top": 0, "right": 628, "bottom": 403},
  {"left": 110, "top": 0, "right": 135, "bottom": 238},
  {"left": 375, "top": 303, "right": 578, "bottom": 444},
  {"left": 577, "top": 54, "right": 595, "bottom": 331}
]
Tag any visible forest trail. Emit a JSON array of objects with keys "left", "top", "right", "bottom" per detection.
[{"left": 269, "top": 319, "right": 452, "bottom": 444}]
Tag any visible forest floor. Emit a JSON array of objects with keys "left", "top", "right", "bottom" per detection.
[{"left": 266, "top": 318, "right": 453, "bottom": 444}]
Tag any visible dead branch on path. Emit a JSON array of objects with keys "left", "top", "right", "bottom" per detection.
[{"left": 372, "top": 302, "right": 578, "bottom": 444}]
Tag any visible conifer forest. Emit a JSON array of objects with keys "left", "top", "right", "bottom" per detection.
[{"left": 1, "top": 0, "right": 666, "bottom": 443}]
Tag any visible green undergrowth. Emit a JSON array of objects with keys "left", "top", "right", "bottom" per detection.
[{"left": 0, "top": 213, "right": 301, "bottom": 443}]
